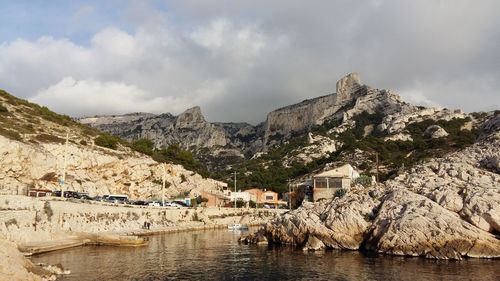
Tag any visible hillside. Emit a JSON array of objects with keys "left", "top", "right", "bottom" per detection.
[
  {"left": 0, "top": 90, "right": 225, "bottom": 199},
  {"left": 78, "top": 73, "right": 492, "bottom": 193},
  {"left": 244, "top": 114, "right": 500, "bottom": 259}
]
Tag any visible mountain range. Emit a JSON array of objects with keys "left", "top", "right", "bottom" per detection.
[{"left": 79, "top": 73, "right": 491, "bottom": 190}]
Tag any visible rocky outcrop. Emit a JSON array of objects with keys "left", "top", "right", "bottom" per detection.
[
  {"left": 80, "top": 107, "right": 230, "bottom": 150},
  {"left": 262, "top": 187, "right": 382, "bottom": 251},
  {"left": 424, "top": 125, "right": 449, "bottom": 138},
  {"left": 0, "top": 238, "right": 50, "bottom": 281},
  {"left": 336, "top": 72, "right": 363, "bottom": 103},
  {"left": 245, "top": 117, "right": 500, "bottom": 259},
  {"left": 379, "top": 107, "right": 467, "bottom": 135},
  {"left": 282, "top": 133, "right": 337, "bottom": 166},
  {"left": 0, "top": 135, "right": 225, "bottom": 199},
  {"left": 388, "top": 117, "right": 500, "bottom": 233},
  {"left": 364, "top": 189, "right": 500, "bottom": 259},
  {"left": 252, "top": 185, "right": 500, "bottom": 259},
  {"left": 262, "top": 73, "right": 370, "bottom": 146}
]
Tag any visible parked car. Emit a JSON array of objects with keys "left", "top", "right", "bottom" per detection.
[
  {"left": 148, "top": 201, "right": 161, "bottom": 207},
  {"left": 172, "top": 200, "right": 188, "bottom": 207},
  {"left": 53, "top": 190, "right": 79, "bottom": 198},
  {"left": 76, "top": 192, "right": 91, "bottom": 200},
  {"left": 165, "top": 201, "right": 187, "bottom": 208},
  {"left": 105, "top": 195, "right": 128, "bottom": 204},
  {"left": 132, "top": 200, "right": 148, "bottom": 206}
]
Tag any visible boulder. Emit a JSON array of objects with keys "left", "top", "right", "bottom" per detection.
[
  {"left": 424, "top": 125, "right": 449, "bottom": 138},
  {"left": 363, "top": 189, "right": 500, "bottom": 259}
]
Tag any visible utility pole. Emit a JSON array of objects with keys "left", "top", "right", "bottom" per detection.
[
  {"left": 375, "top": 152, "right": 379, "bottom": 183},
  {"left": 162, "top": 163, "right": 166, "bottom": 207},
  {"left": 234, "top": 171, "right": 237, "bottom": 208},
  {"left": 60, "top": 130, "right": 69, "bottom": 198}
]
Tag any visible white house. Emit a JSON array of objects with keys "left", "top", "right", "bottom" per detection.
[
  {"left": 312, "top": 164, "right": 360, "bottom": 201},
  {"left": 229, "top": 191, "right": 251, "bottom": 203}
]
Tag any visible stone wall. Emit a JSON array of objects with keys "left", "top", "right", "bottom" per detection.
[{"left": 0, "top": 195, "right": 283, "bottom": 244}]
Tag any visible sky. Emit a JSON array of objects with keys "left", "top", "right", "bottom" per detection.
[{"left": 0, "top": 0, "right": 499, "bottom": 124}]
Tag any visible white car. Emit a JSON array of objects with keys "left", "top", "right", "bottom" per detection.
[
  {"left": 148, "top": 202, "right": 160, "bottom": 207},
  {"left": 165, "top": 202, "right": 184, "bottom": 208}
]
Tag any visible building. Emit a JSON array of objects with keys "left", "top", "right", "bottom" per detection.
[
  {"left": 312, "top": 164, "right": 360, "bottom": 201},
  {"left": 28, "top": 188, "right": 52, "bottom": 197},
  {"left": 246, "top": 188, "right": 287, "bottom": 208},
  {"left": 230, "top": 191, "right": 251, "bottom": 203},
  {"left": 200, "top": 190, "right": 230, "bottom": 207}
]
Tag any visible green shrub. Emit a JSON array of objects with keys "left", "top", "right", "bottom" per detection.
[
  {"left": 191, "top": 212, "right": 200, "bottom": 221},
  {"left": 153, "top": 144, "right": 209, "bottom": 178},
  {"left": 334, "top": 188, "right": 347, "bottom": 198},
  {"left": 34, "top": 133, "right": 65, "bottom": 144},
  {"left": 180, "top": 174, "right": 187, "bottom": 182},
  {"left": 95, "top": 133, "right": 120, "bottom": 150},
  {"left": 354, "top": 175, "right": 373, "bottom": 186},
  {"left": 4, "top": 218, "right": 18, "bottom": 228},
  {"left": 0, "top": 103, "right": 8, "bottom": 113},
  {"left": 0, "top": 127, "right": 22, "bottom": 141},
  {"left": 131, "top": 138, "right": 154, "bottom": 155},
  {"left": 44, "top": 202, "right": 54, "bottom": 221}
]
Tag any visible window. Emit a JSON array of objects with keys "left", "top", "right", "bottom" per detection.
[{"left": 265, "top": 195, "right": 274, "bottom": 200}]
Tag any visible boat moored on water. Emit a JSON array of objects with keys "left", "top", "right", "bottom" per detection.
[{"left": 228, "top": 223, "right": 249, "bottom": 230}]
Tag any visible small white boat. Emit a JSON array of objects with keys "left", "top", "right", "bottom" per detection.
[{"left": 228, "top": 223, "right": 249, "bottom": 230}]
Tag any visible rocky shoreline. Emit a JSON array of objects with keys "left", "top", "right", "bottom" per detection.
[{"left": 242, "top": 121, "right": 500, "bottom": 260}]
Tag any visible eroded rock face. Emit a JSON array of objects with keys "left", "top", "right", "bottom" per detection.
[
  {"left": 336, "top": 72, "right": 362, "bottom": 103},
  {"left": 263, "top": 186, "right": 382, "bottom": 250},
  {"left": 364, "top": 189, "right": 500, "bottom": 259},
  {"left": 255, "top": 186, "right": 500, "bottom": 259},
  {"left": 0, "top": 135, "right": 225, "bottom": 199},
  {"left": 0, "top": 238, "right": 48, "bottom": 281},
  {"left": 388, "top": 122, "right": 500, "bottom": 233},
  {"left": 262, "top": 94, "right": 339, "bottom": 146},
  {"left": 247, "top": 120, "right": 500, "bottom": 259}
]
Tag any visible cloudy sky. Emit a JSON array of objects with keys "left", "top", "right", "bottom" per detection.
[{"left": 0, "top": 0, "right": 499, "bottom": 124}]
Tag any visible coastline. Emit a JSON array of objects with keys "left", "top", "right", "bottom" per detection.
[
  {"left": 20, "top": 222, "right": 265, "bottom": 256},
  {"left": 0, "top": 195, "right": 282, "bottom": 280}
]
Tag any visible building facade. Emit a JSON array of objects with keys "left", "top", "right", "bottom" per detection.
[{"left": 312, "top": 164, "right": 360, "bottom": 201}]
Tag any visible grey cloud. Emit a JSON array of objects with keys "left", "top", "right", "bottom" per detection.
[{"left": 0, "top": 0, "right": 499, "bottom": 124}]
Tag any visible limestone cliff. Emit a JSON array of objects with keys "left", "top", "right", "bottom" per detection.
[
  {"left": 262, "top": 72, "right": 368, "bottom": 146},
  {"left": 0, "top": 90, "right": 225, "bottom": 199},
  {"left": 75, "top": 73, "right": 484, "bottom": 178}
]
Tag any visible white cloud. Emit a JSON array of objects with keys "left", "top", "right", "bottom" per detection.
[
  {"left": 398, "top": 88, "right": 440, "bottom": 108},
  {"left": 31, "top": 77, "right": 176, "bottom": 116},
  {"left": 0, "top": 18, "right": 276, "bottom": 120}
]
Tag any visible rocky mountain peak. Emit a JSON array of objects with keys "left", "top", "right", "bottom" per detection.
[
  {"left": 336, "top": 72, "right": 363, "bottom": 103},
  {"left": 175, "top": 106, "right": 206, "bottom": 128}
]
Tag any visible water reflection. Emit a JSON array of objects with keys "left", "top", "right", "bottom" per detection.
[{"left": 31, "top": 229, "right": 499, "bottom": 281}]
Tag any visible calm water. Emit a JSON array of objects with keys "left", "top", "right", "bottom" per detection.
[{"left": 31, "top": 229, "right": 499, "bottom": 281}]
